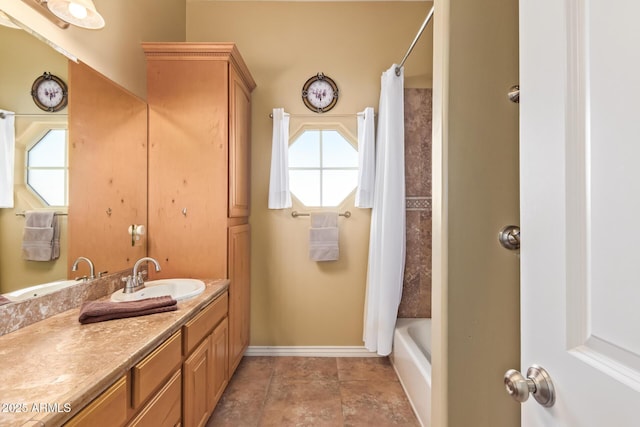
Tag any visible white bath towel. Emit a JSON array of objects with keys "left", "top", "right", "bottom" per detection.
[
  {"left": 268, "top": 108, "right": 292, "bottom": 209},
  {"left": 309, "top": 212, "right": 339, "bottom": 262},
  {"left": 0, "top": 110, "right": 15, "bottom": 208},
  {"left": 355, "top": 107, "right": 375, "bottom": 208}
]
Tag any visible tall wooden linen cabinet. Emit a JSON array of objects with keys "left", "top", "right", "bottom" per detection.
[{"left": 143, "top": 43, "right": 255, "bottom": 378}]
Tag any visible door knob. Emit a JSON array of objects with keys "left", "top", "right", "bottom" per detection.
[
  {"left": 504, "top": 365, "right": 555, "bottom": 407},
  {"left": 508, "top": 84, "right": 520, "bottom": 103},
  {"left": 498, "top": 225, "right": 520, "bottom": 251}
]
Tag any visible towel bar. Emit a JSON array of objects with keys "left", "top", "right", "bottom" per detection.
[
  {"left": 291, "top": 210, "right": 351, "bottom": 218},
  {"left": 16, "top": 211, "right": 68, "bottom": 217}
]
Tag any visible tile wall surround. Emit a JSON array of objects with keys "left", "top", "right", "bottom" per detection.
[
  {"left": 0, "top": 270, "right": 131, "bottom": 336},
  {"left": 400, "top": 88, "right": 432, "bottom": 318}
]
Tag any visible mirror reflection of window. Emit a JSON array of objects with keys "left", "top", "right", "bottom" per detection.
[
  {"left": 289, "top": 129, "right": 358, "bottom": 207},
  {"left": 25, "top": 129, "right": 68, "bottom": 207}
]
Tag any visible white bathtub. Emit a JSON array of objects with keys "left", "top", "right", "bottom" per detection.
[
  {"left": 391, "top": 318, "right": 431, "bottom": 427},
  {"left": 4, "top": 279, "right": 78, "bottom": 302}
]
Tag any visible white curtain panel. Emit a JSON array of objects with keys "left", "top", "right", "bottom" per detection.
[
  {"left": 268, "top": 108, "right": 292, "bottom": 209},
  {"left": 363, "top": 65, "right": 406, "bottom": 356},
  {"left": 355, "top": 107, "right": 375, "bottom": 208},
  {"left": 0, "top": 110, "right": 15, "bottom": 208}
]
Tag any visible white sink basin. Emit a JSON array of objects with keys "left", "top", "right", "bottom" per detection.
[{"left": 110, "top": 278, "right": 205, "bottom": 303}]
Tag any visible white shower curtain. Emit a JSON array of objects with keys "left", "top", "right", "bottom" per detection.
[
  {"left": 268, "top": 108, "right": 292, "bottom": 209},
  {"left": 0, "top": 110, "right": 15, "bottom": 208},
  {"left": 363, "top": 65, "right": 406, "bottom": 356}
]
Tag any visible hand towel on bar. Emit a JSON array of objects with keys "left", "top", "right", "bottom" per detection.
[
  {"left": 78, "top": 296, "right": 178, "bottom": 324},
  {"left": 51, "top": 213, "right": 60, "bottom": 259},
  {"left": 22, "top": 211, "right": 59, "bottom": 261},
  {"left": 309, "top": 212, "right": 339, "bottom": 261},
  {"left": 310, "top": 211, "right": 338, "bottom": 228}
]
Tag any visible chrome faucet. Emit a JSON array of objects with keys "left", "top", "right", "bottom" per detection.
[
  {"left": 123, "top": 257, "right": 161, "bottom": 294},
  {"left": 71, "top": 256, "right": 95, "bottom": 281}
]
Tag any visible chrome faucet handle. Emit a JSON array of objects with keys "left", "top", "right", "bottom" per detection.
[
  {"left": 121, "top": 275, "right": 139, "bottom": 293},
  {"left": 128, "top": 257, "right": 160, "bottom": 293},
  {"left": 98, "top": 271, "right": 108, "bottom": 278}
]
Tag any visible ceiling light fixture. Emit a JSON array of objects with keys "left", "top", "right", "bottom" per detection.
[
  {"left": 20, "top": 0, "right": 70, "bottom": 29},
  {"left": 47, "top": 0, "right": 104, "bottom": 30}
]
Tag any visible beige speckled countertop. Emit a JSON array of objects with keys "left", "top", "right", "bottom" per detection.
[{"left": 0, "top": 279, "right": 229, "bottom": 427}]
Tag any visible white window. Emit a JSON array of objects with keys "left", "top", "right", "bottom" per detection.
[
  {"left": 289, "top": 128, "right": 358, "bottom": 207},
  {"left": 26, "top": 129, "right": 68, "bottom": 207}
]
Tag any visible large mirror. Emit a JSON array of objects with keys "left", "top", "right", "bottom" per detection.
[{"left": 0, "top": 17, "right": 147, "bottom": 301}]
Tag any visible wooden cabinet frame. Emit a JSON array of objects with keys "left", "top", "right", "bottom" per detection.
[{"left": 144, "top": 43, "right": 254, "bottom": 380}]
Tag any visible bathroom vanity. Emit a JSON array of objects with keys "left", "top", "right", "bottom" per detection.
[
  {"left": 0, "top": 42, "right": 254, "bottom": 427},
  {"left": 0, "top": 279, "right": 229, "bottom": 427}
]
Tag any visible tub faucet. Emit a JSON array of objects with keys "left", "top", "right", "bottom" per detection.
[
  {"left": 123, "top": 257, "right": 161, "bottom": 294},
  {"left": 72, "top": 256, "right": 95, "bottom": 281}
]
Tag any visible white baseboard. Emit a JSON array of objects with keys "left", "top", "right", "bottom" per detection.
[{"left": 245, "top": 346, "right": 382, "bottom": 357}]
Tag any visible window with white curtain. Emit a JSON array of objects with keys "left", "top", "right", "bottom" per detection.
[
  {"left": 25, "top": 129, "right": 68, "bottom": 206},
  {"left": 288, "top": 128, "right": 358, "bottom": 207}
]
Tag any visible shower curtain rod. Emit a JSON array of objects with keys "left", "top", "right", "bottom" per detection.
[{"left": 395, "top": 5, "right": 435, "bottom": 76}]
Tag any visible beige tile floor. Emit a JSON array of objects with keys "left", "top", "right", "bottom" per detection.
[{"left": 207, "top": 356, "right": 420, "bottom": 427}]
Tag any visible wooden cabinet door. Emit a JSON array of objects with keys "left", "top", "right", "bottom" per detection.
[
  {"left": 209, "top": 317, "right": 229, "bottom": 411},
  {"left": 183, "top": 338, "right": 211, "bottom": 427},
  {"left": 68, "top": 61, "right": 147, "bottom": 275},
  {"left": 147, "top": 58, "right": 229, "bottom": 280},
  {"left": 228, "top": 65, "right": 251, "bottom": 218},
  {"left": 228, "top": 224, "right": 250, "bottom": 375}
]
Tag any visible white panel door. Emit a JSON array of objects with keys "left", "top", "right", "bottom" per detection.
[{"left": 519, "top": 0, "right": 640, "bottom": 425}]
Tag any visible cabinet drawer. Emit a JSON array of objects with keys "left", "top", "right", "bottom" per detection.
[
  {"left": 183, "top": 292, "right": 228, "bottom": 355},
  {"left": 127, "top": 370, "right": 182, "bottom": 427},
  {"left": 132, "top": 331, "right": 182, "bottom": 409},
  {"left": 65, "top": 376, "right": 128, "bottom": 427}
]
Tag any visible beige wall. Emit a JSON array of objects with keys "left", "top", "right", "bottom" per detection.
[
  {"left": 0, "top": 26, "right": 69, "bottom": 293},
  {"left": 0, "top": 27, "right": 68, "bottom": 114},
  {"left": 0, "top": 0, "right": 186, "bottom": 98},
  {"left": 432, "top": 0, "right": 520, "bottom": 425},
  {"left": 187, "top": 1, "right": 433, "bottom": 346}
]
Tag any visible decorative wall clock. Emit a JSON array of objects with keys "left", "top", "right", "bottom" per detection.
[
  {"left": 301, "top": 72, "right": 338, "bottom": 113},
  {"left": 31, "top": 72, "right": 68, "bottom": 112}
]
